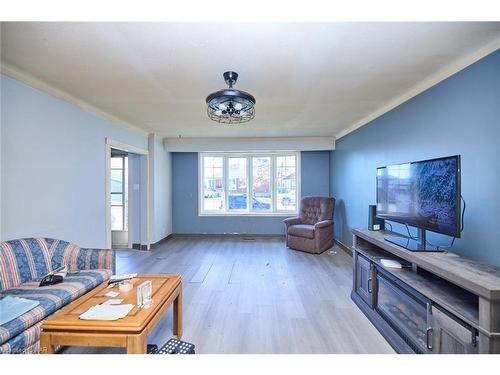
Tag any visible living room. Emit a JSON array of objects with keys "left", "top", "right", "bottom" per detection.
[{"left": 1, "top": 1, "right": 500, "bottom": 372}]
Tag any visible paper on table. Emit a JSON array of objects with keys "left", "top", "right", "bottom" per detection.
[
  {"left": 109, "top": 273, "right": 137, "bottom": 282},
  {"left": 104, "top": 291, "right": 119, "bottom": 298},
  {"left": 79, "top": 304, "right": 134, "bottom": 320},
  {"left": 102, "top": 299, "right": 123, "bottom": 305}
]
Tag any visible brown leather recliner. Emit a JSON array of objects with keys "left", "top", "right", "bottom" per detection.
[{"left": 283, "top": 196, "right": 335, "bottom": 254}]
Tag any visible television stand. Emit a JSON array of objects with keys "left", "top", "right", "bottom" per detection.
[
  {"left": 385, "top": 227, "right": 443, "bottom": 252},
  {"left": 351, "top": 229, "right": 500, "bottom": 354}
]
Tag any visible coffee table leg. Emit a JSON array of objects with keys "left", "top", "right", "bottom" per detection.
[
  {"left": 39, "top": 332, "right": 54, "bottom": 354},
  {"left": 173, "top": 287, "right": 182, "bottom": 338},
  {"left": 127, "top": 334, "right": 147, "bottom": 354}
]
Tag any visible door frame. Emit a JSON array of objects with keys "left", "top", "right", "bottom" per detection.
[{"left": 105, "top": 138, "right": 150, "bottom": 249}]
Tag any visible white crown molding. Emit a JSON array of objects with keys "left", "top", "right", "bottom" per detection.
[
  {"left": 335, "top": 36, "right": 500, "bottom": 140},
  {"left": 0, "top": 62, "right": 149, "bottom": 136}
]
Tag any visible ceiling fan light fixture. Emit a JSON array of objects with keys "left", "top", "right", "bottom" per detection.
[{"left": 206, "top": 71, "right": 256, "bottom": 124}]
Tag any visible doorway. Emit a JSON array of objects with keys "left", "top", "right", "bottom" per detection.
[{"left": 105, "top": 138, "right": 150, "bottom": 250}]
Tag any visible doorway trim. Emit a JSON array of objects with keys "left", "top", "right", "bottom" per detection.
[{"left": 105, "top": 138, "right": 149, "bottom": 249}]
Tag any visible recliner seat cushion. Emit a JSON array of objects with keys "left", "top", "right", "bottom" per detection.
[{"left": 288, "top": 224, "right": 315, "bottom": 239}]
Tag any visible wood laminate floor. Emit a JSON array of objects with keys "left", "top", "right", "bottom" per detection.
[{"left": 64, "top": 236, "right": 394, "bottom": 354}]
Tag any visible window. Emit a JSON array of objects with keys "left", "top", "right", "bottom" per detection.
[
  {"left": 110, "top": 155, "right": 128, "bottom": 230},
  {"left": 202, "top": 156, "right": 224, "bottom": 211},
  {"left": 276, "top": 155, "right": 297, "bottom": 211},
  {"left": 227, "top": 157, "right": 248, "bottom": 211},
  {"left": 199, "top": 152, "right": 300, "bottom": 215}
]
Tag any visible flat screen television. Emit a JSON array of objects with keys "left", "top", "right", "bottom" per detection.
[{"left": 376, "top": 155, "right": 461, "bottom": 251}]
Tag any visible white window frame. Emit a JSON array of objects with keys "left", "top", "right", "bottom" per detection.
[
  {"left": 110, "top": 154, "right": 128, "bottom": 231},
  {"left": 199, "top": 151, "right": 301, "bottom": 216}
]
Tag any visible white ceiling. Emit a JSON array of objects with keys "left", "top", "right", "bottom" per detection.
[{"left": 1, "top": 22, "right": 500, "bottom": 138}]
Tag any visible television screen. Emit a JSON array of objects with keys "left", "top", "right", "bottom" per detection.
[{"left": 376, "top": 155, "right": 461, "bottom": 237}]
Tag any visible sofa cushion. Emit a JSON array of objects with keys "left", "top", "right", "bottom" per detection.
[
  {"left": 0, "top": 239, "right": 52, "bottom": 290},
  {"left": 0, "top": 321, "right": 42, "bottom": 354},
  {"left": 0, "top": 269, "right": 111, "bottom": 348},
  {"left": 288, "top": 224, "right": 315, "bottom": 239},
  {"left": 1, "top": 238, "right": 115, "bottom": 293}
]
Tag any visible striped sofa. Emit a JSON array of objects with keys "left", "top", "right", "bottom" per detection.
[{"left": 0, "top": 238, "right": 115, "bottom": 354}]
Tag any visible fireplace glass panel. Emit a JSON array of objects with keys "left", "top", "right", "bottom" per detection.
[{"left": 376, "top": 273, "right": 429, "bottom": 353}]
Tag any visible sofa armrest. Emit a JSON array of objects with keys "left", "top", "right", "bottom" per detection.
[
  {"left": 314, "top": 220, "right": 333, "bottom": 229},
  {"left": 283, "top": 217, "right": 302, "bottom": 227},
  {"left": 71, "top": 247, "right": 116, "bottom": 273}
]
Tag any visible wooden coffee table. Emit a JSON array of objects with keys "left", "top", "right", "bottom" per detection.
[{"left": 40, "top": 274, "right": 182, "bottom": 354}]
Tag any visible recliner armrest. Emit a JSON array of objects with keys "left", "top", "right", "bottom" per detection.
[
  {"left": 283, "top": 217, "right": 302, "bottom": 227},
  {"left": 314, "top": 220, "right": 333, "bottom": 229}
]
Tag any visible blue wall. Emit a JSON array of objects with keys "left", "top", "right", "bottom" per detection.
[
  {"left": 173, "top": 151, "right": 331, "bottom": 235},
  {"left": 1, "top": 74, "right": 148, "bottom": 247},
  {"left": 330, "top": 50, "right": 500, "bottom": 266}
]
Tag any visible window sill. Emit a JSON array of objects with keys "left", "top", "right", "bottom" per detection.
[{"left": 199, "top": 212, "right": 297, "bottom": 217}]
